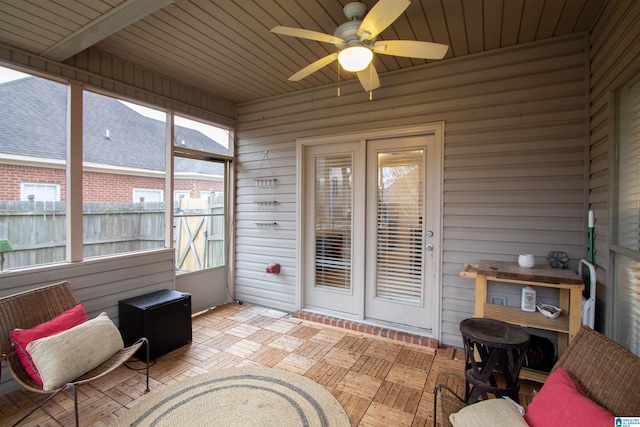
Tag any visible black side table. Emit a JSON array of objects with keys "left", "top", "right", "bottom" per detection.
[{"left": 460, "top": 318, "right": 530, "bottom": 404}]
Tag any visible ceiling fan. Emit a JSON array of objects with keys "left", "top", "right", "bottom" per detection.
[{"left": 271, "top": 0, "right": 449, "bottom": 94}]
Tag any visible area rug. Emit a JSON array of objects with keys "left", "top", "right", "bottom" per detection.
[{"left": 109, "top": 366, "right": 350, "bottom": 426}]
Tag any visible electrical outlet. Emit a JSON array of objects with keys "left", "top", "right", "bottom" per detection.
[{"left": 491, "top": 296, "right": 506, "bottom": 306}]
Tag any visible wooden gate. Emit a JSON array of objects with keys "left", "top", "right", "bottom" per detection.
[{"left": 174, "top": 195, "right": 224, "bottom": 273}]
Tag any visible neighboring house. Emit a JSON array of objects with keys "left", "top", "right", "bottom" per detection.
[{"left": 0, "top": 77, "right": 225, "bottom": 203}]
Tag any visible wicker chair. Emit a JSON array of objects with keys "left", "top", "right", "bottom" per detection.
[
  {"left": 0, "top": 281, "right": 149, "bottom": 426},
  {"left": 434, "top": 325, "right": 640, "bottom": 426}
]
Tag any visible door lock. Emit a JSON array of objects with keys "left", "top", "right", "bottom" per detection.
[{"left": 426, "top": 230, "right": 434, "bottom": 237}]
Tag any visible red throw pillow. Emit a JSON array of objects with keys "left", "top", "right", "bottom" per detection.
[
  {"left": 9, "top": 304, "right": 88, "bottom": 386},
  {"left": 524, "top": 366, "right": 614, "bottom": 427}
]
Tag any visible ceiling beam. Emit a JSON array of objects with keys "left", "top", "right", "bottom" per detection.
[{"left": 41, "top": 0, "right": 175, "bottom": 62}]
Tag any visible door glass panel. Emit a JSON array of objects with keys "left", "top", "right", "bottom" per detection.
[
  {"left": 314, "top": 155, "right": 352, "bottom": 290},
  {"left": 376, "top": 150, "right": 424, "bottom": 303}
]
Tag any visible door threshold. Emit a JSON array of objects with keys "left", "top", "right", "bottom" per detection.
[{"left": 293, "top": 310, "right": 438, "bottom": 349}]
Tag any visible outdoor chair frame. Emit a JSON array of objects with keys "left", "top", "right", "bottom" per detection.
[{"left": 0, "top": 281, "right": 149, "bottom": 426}]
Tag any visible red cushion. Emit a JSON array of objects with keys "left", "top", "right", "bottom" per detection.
[
  {"left": 9, "top": 304, "right": 88, "bottom": 386},
  {"left": 524, "top": 366, "right": 613, "bottom": 427}
]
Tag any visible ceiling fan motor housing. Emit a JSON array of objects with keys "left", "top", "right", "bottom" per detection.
[
  {"left": 334, "top": 20, "right": 375, "bottom": 49},
  {"left": 343, "top": 2, "right": 367, "bottom": 20}
]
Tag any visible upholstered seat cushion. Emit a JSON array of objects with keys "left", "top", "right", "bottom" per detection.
[
  {"left": 9, "top": 303, "right": 88, "bottom": 385},
  {"left": 449, "top": 398, "right": 528, "bottom": 427},
  {"left": 26, "top": 312, "right": 124, "bottom": 391}
]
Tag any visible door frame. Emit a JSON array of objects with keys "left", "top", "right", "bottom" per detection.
[{"left": 296, "top": 122, "right": 444, "bottom": 339}]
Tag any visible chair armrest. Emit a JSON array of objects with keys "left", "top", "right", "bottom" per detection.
[
  {"left": 434, "top": 384, "right": 467, "bottom": 427},
  {"left": 554, "top": 325, "right": 640, "bottom": 416}
]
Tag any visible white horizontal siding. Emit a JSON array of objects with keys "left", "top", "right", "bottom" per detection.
[
  {"left": 236, "top": 34, "right": 590, "bottom": 347},
  {"left": 0, "top": 249, "right": 175, "bottom": 394}
]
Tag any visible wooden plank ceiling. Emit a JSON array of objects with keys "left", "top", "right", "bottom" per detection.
[{"left": 0, "top": 0, "right": 606, "bottom": 104}]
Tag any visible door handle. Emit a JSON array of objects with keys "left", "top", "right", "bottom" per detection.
[{"left": 425, "top": 244, "right": 434, "bottom": 251}]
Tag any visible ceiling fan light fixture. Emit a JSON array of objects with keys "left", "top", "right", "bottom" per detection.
[
  {"left": 272, "top": 0, "right": 448, "bottom": 93},
  {"left": 338, "top": 46, "right": 373, "bottom": 72}
]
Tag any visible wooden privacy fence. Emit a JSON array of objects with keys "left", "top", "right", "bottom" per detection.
[{"left": 0, "top": 198, "right": 224, "bottom": 271}]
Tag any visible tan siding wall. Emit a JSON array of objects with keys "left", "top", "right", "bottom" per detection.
[
  {"left": 588, "top": 0, "right": 640, "bottom": 333},
  {"left": 236, "top": 34, "right": 590, "bottom": 347},
  {"left": 0, "top": 44, "right": 236, "bottom": 129}
]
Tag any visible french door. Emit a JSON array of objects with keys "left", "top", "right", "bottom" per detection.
[
  {"left": 365, "top": 136, "right": 438, "bottom": 329},
  {"left": 300, "top": 125, "right": 442, "bottom": 332},
  {"left": 303, "top": 141, "right": 365, "bottom": 317}
]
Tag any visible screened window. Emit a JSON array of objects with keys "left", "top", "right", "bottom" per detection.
[
  {"left": 0, "top": 67, "right": 67, "bottom": 269},
  {"left": 173, "top": 116, "right": 228, "bottom": 274},
  {"left": 83, "top": 92, "right": 166, "bottom": 258},
  {"left": 174, "top": 115, "right": 231, "bottom": 157},
  {"left": 0, "top": 65, "right": 233, "bottom": 274},
  {"left": 612, "top": 73, "right": 640, "bottom": 356}
]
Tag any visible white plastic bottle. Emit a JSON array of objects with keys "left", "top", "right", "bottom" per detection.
[{"left": 521, "top": 285, "right": 536, "bottom": 312}]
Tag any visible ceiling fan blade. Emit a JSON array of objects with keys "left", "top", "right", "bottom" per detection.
[
  {"left": 357, "top": 0, "right": 410, "bottom": 41},
  {"left": 357, "top": 64, "right": 380, "bottom": 92},
  {"left": 271, "top": 26, "right": 343, "bottom": 45},
  {"left": 289, "top": 53, "right": 339, "bottom": 81},
  {"left": 373, "top": 40, "right": 449, "bottom": 59}
]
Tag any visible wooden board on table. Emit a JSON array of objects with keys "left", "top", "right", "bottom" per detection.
[{"left": 477, "top": 260, "right": 583, "bottom": 285}]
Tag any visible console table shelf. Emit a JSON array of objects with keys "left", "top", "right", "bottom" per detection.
[
  {"left": 461, "top": 260, "right": 584, "bottom": 379},
  {"left": 483, "top": 304, "right": 570, "bottom": 334}
]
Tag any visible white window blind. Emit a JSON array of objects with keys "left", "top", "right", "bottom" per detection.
[
  {"left": 613, "top": 76, "right": 640, "bottom": 356},
  {"left": 314, "top": 155, "right": 352, "bottom": 290},
  {"left": 375, "top": 150, "right": 424, "bottom": 303}
]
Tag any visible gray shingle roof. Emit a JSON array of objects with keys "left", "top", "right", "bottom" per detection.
[{"left": 0, "top": 77, "right": 225, "bottom": 174}]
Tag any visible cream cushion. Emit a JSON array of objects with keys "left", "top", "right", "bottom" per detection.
[
  {"left": 26, "top": 312, "right": 124, "bottom": 391},
  {"left": 449, "top": 398, "right": 528, "bottom": 427}
]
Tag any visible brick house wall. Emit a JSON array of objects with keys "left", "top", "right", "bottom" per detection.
[
  {"left": 0, "top": 164, "right": 222, "bottom": 202},
  {"left": 174, "top": 178, "right": 223, "bottom": 198}
]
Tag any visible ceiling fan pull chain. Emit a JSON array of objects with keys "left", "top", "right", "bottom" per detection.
[
  {"left": 369, "top": 65, "right": 373, "bottom": 101},
  {"left": 337, "top": 63, "right": 341, "bottom": 97}
]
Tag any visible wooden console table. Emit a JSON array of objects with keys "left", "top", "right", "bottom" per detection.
[{"left": 461, "top": 260, "right": 584, "bottom": 382}]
